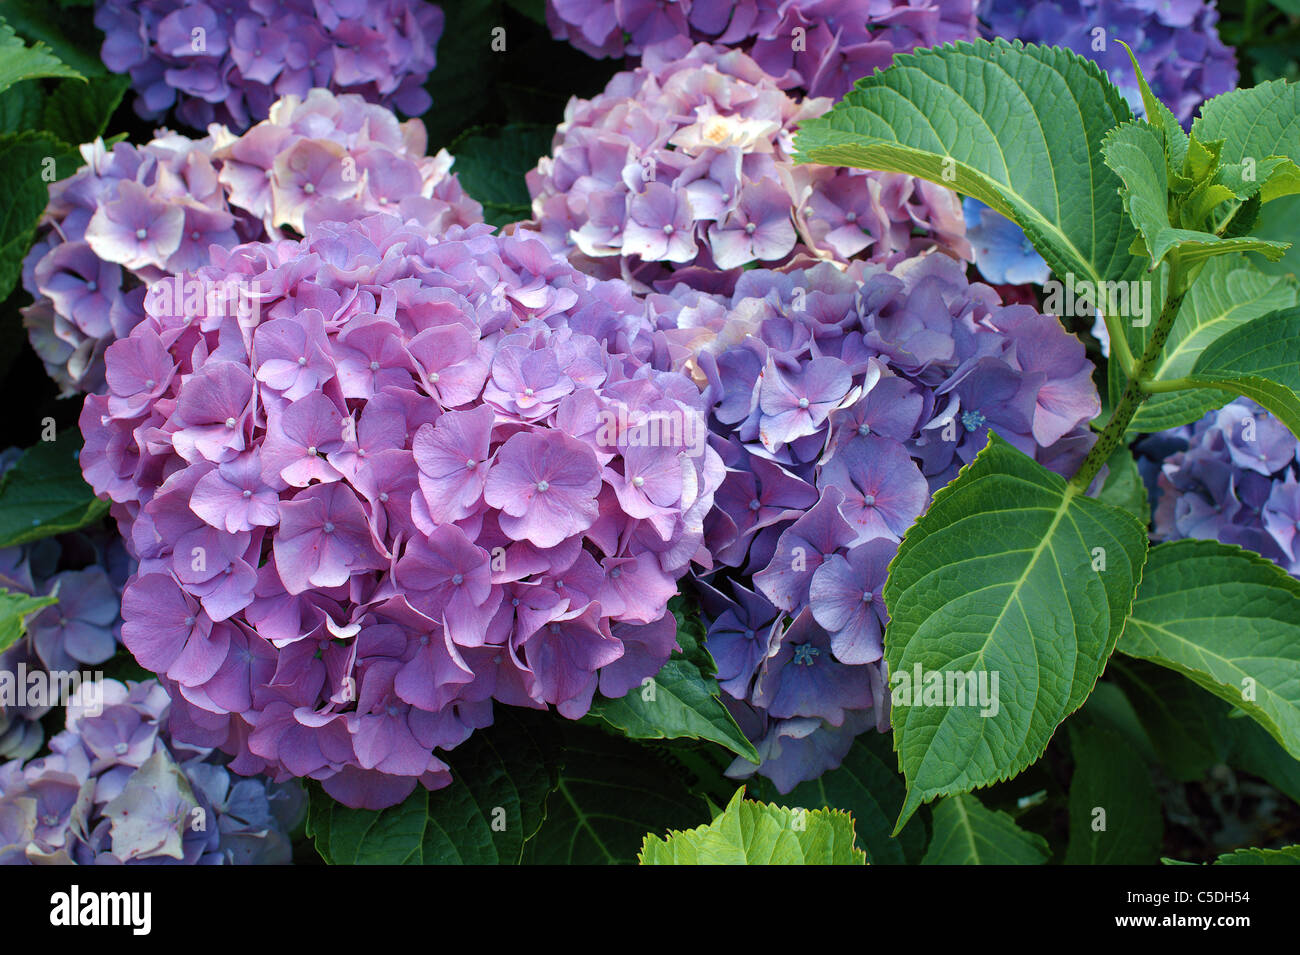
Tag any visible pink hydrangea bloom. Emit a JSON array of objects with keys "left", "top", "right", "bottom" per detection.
[
  {"left": 80, "top": 214, "right": 723, "bottom": 809},
  {"left": 522, "top": 41, "right": 970, "bottom": 295},
  {"left": 23, "top": 90, "right": 482, "bottom": 395}
]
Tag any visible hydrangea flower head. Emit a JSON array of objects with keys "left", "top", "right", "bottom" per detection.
[
  {"left": 524, "top": 41, "right": 970, "bottom": 295},
  {"left": 79, "top": 213, "right": 723, "bottom": 809},
  {"left": 980, "top": 0, "right": 1237, "bottom": 125},
  {"left": 546, "top": 0, "right": 979, "bottom": 100},
  {"left": 652, "top": 252, "right": 1100, "bottom": 789},
  {"left": 1144, "top": 398, "right": 1300, "bottom": 576},
  {"left": 0, "top": 678, "right": 302, "bottom": 864},
  {"left": 95, "top": 0, "right": 444, "bottom": 130},
  {"left": 23, "top": 90, "right": 481, "bottom": 395}
]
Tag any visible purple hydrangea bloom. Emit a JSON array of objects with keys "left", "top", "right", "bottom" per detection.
[
  {"left": 652, "top": 252, "right": 1100, "bottom": 790},
  {"left": 0, "top": 678, "right": 302, "bottom": 864},
  {"left": 79, "top": 213, "right": 725, "bottom": 809},
  {"left": 95, "top": 0, "right": 443, "bottom": 130},
  {"left": 23, "top": 90, "right": 482, "bottom": 396},
  {"left": 523, "top": 41, "right": 971, "bottom": 296},
  {"left": 546, "top": 0, "right": 979, "bottom": 100},
  {"left": 980, "top": 0, "right": 1237, "bottom": 125},
  {"left": 1145, "top": 399, "right": 1300, "bottom": 576}
]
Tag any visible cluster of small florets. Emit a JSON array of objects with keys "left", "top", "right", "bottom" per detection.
[
  {"left": 0, "top": 678, "right": 302, "bottom": 864},
  {"left": 78, "top": 214, "right": 723, "bottom": 809},
  {"left": 650, "top": 253, "right": 1100, "bottom": 789},
  {"left": 546, "top": 0, "right": 978, "bottom": 100},
  {"left": 1142, "top": 399, "right": 1300, "bottom": 576},
  {"left": 979, "top": 0, "right": 1237, "bottom": 124},
  {"left": 524, "top": 41, "right": 969, "bottom": 296},
  {"left": 22, "top": 90, "right": 481, "bottom": 395},
  {"left": 95, "top": 0, "right": 443, "bottom": 130}
]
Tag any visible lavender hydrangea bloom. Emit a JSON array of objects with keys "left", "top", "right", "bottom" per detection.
[
  {"left": 524, "top": 41, "right": 970, "bottom": 295},
  {"left": 0, "top": 678, "right": 302, "bottom": 864},
  {"left": 79, "top": 213, "right": 725, "bottom": 809},
  {"left": 653, "top": 252, "right": 1100, "bottom": 790},
  {"left": 22, "top": 90, "right": 481, "bottom": 396},
  {"left": 546, "top": 0, "right": 979, "bottom": 100},
  {"left": 95, "top": 0, "right": 443, "bottom": 130},
  {"left": 1144, "top": 399, "right": 1300, "bottom": 576},
  {"left": 980, "top": 0, "right": 1237, "bottom": 125}
]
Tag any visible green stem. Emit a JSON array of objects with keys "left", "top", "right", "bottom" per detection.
[
  {"left": 1070, "top": 273, "right": 1189, "bottom": 491},
  {"left": 1140, "top": 375, "right": 1197, "bottom": 395},
  {"left": 1102, "top": 308, "right": 1137, "bottom": 378}
]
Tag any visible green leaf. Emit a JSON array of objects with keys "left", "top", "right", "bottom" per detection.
[
  {"left": 793, "top": 38, "right": 1143, "bottom": 289},
  {"left": 1213, "top": 845, "right": 1300, "bottom": 865},
  {"left": 753, "top": 730, "right": 928, "bottom": 864},
  {"left": 1120, "top": 539, "right": 1300, "bottom": 761},
  {"left": 42, "top": 73, "right": 129, "bottom": 146},
  {"left": 1108, "top": 658, "right": 1233, "bottom": 782},
  {"left": 0, "top": 588, "right": 57, "bottom": 652},
  {"left": 1064, "top": 725, "right": 1162, "bottom": 864},
  {"left": 1252, "top": 195, "right": 1300, "bottom": 279},
  {"left": 1124, "top": 256, "right": 1297, "bottom": 433},
  {"left": 1186, "top": 306, "right": 1300, "bottom": 437},
  {"left": 502, "top": 0, "right": 545, "bottom": 21},
  {"left": 1075, "top": 680, "right": 1159, "bottom": 766},
  {"left": 449, "top": 123, "right": 552, "bottom": 228},
  {"left": 587, "top": 656, "right": 759, "bottom": 763},
  {"left": 0, "top": 78, "right": 42, "bottom": 134},
  {"left": 0, "top": 17, "right": 81, "bottom": 94},
  {"left": 0, "top": 130, "right": 63, "bottom": 300},
  {"left": 667, "top": 592, "right": 712, "bottom": 675},
  {"left": 1192, "top": 79, "right": 1300, "bottom": 204},
  {"left": 1101, "top": 121, "right": 1290, "bottom": 268},
  {"left": 419, "top": 0, "right": 502, "bottom": 147},
  {"left": 0, "top": 430, "right": 108, "bottom": 547},
  {"left": 1095, "top": 445, "right": 1149, "bottom": 524},
  {"left": 522, "top": 724, "right": 707, "bottom": 864},
  {"left": 1118, "top": 41, "right": 1188, "bottom": 177},
  {"left": 883, "top": 434, "right": 1147, "bottom": 828},
  {"left": 920, "top": 792, "right": 1050, "bottom": 865},
  {"left": 0, "top": 0, "right": 105, "bottom": 78},
  {"left": 306, "top": 708, "right": 560, "bottom": 864},
  {"left": 638, "top": 788, "right": 866, "bottom": 864},
  {"left": 1227, "top": 716, "right": 1300, "bottom": 806}
]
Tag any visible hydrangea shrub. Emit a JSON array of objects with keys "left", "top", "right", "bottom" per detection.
[{"left": 1, "top": 0, "right": 1299, "bottom": 869}]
